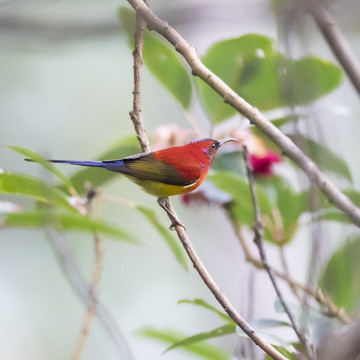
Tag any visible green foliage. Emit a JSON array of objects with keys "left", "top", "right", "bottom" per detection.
[
  {"left": 136, "top": 205, "right": 188, "bottom": 269},
  {"left": 289, "top": 134, "right": 352, "bottom": 183},
  {"left": 0, "top": 171, "right": 74, "bottom": 211},
  {"left": 140, "top": 327, "right": 230, "bottom": 360},
  {"left": 208, "top": 170, "right": 272, "bottom": 226},
  {"left": 3, "top": 211, "right": 137, "bottom": 243},
  {"left": 319, "top": 236, "right": 360, "bottom": 314},
  {"left": 197, "top": 35, "right": 342, "bottom": 122},
  {"left": 118, "top": 7, "right": 192, "bottom": 108}
]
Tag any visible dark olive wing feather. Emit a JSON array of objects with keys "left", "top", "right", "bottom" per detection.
[{"left": 104, "top": 153, "right": 199, "bottom": 186}]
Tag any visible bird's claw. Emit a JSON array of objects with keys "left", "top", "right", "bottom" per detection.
[{"left": 169, "top": 219, "right": 186, "bottom": 231}]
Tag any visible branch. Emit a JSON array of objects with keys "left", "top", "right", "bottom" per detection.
[
  {"left": 46, "top": 229, "right": 133, "bottom": 359},
  {"left": 242, "top": 146, "right": 314, "bottom": 358},
  {"left": 71, "top": 232, "right": 103, "bottom": 360},
  {"left": 126, "top": 0, "right": 360, "bottom": 228},
  {"left": 129, "top": 7, "right": 150, "bottom": 153},
  {"left": 304, "top": 0, "right": 360, "bottom": 96},
  {"left": 161, "top": 199, "right": 288, "bottom": 360}
]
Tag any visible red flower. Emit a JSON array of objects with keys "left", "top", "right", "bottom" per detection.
[{"left": 250, "top": 149, "right": 281, "bottom": 176}]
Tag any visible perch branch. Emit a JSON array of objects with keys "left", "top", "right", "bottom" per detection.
[
  {"left": 126, "top": 0, "right": 360, "bottom": 228},
  {"left": 129, "top": 7, "right": 150, "bottom": 153},
  {"left": 304, "top": 0, "right": 360, "bottom": 96},
  {"left": 160, "top": 198, "right": 288, "bottom": 360},
  {"left": 242, "top": 146, "right": 314, "bottom": 358}
]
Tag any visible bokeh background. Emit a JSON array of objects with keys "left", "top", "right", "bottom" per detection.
[{"left": 1, "top": 0, "right": 360, "bottom": 359}]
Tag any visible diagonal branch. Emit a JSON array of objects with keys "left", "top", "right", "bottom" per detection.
[
  {"left": 161, "top": 198, "right": 289, "bottom": 360},
  {"left": 243, "top": 146, "right": 314, "bottom": 358},
  {"left": 126, "top": 0, "right": 360, "bottom": 228},
  {"left": 304, "top": 0, "right": 360, "bottom": 96}
]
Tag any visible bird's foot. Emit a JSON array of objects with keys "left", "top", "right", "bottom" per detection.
[
  {"left": 157, "top": 197, "right": 187, "bottom": 231},
  {"left": 169, "top": 218, "right": 186, "bottom": 231}
]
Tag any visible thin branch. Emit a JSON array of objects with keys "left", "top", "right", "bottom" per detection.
[
  {"left": 129, "top": 8, "right": 150, "bottom": 153},
  {"left": 304, "top": 0, "right": 360, "bottom": 96},
  {"left": 226, "top": 206, "right": 352, "bottom": 325},
  {"left": 46, "top": 229, "right": 134, "bottom": 359},
  {"left": 160, "top": 198, "right": 288, "bottom": 360},
  {"left": 126, "top": 0, "right": 360, "bottom": 228},
  {"left": 71, "top": 232, "right": 103, "bottom": 360},
  {"left": 242, "top": 146, "right": 314, "bottom": 358}
]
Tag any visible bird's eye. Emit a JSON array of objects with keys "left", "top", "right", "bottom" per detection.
[{"left": 211, "top": 143, "right": 217, "bottom": 149}]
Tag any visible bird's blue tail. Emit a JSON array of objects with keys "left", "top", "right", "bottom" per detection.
[{"left": 25, "top": 158, "right": 124, "bottom": 168}]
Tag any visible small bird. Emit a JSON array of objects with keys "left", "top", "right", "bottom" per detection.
[{"left": 26, "top": 138, "right": 237, "bottom": 228}]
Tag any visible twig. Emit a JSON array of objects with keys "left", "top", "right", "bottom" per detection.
[
  {"left": 46, "top": 228, "right": 133, "bottom": 359},
  {"left": 71, "top": 232, "right": 103, "bottom": 360},
  {"left": 161, "top": 198, "right": 288, "bottom": 360},
  {"left": 71, "top": 188, "right": 104, "bottom": 360},
  {"left": 129, "top": 7, "right": 150, "bottom": 153},
  {"left": 304, "top": 0, "right": 360, "bottom": 96},
  {"left": 126, "top": 0, "right": 360, "bottom": 228},
  {"left": 226, "top": 206, "right": 352, "bottom": 324},
  {"left": 242, "top": 146, "right": 314, "bottom": 358}
]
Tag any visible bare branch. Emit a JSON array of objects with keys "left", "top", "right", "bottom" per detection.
[
  {"left": 71, "top": 232, "right": 103, "bottom": 360},
  {"left": 126, "top": 0, "right": 360, "bottom": 228},
  {"left": 46, "top": 229, "right": 133, "bottom": 359},
  {"left": 242, "top": 146, "right": 314, "bottom": 358},
  {"left": 304, "top": 0, "right": 360, "bottom": 96},
  {"left": 160, "top": 198, "right": 289, "bottom": 360},
  {"left": 129, "top": 8, "right": 150, "bottom": 153}
]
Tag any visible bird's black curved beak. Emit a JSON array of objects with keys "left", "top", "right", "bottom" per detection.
[{"left": 217, "top": 138, "right": 239, "bottom": 147}]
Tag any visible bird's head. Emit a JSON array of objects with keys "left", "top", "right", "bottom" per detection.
[{"left": 191, "top": 138, "right": 239, "bottom": 162}]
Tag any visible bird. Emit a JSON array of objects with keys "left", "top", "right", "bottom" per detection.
[{"left": 26, "top": 138, "right": 237, "bottom": 229}]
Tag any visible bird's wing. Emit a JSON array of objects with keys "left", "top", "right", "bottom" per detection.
[{"left": 104, "top": 153, "right": 200, "bottom": 186}]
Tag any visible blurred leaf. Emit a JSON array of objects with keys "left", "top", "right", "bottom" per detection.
[
  {"left": 289, "top": 135, "right": 352, "bottom": 183},
  {"left": 9, "top": 146, "right": 75, "bottom": 194},
  {"left": 198, "top": 34, "right": 275, "bottom": 122},
  {"left": 197, "top": 34, "right": 341, "bottom": 122},
  {"left": 265, "top": 345, "right": 299, "bottom": 360},
  {"left": 319, "top": 236, "right": 360, "bottom": 315},
  {"left": 140, "top": 327, "right": 230, "bottom": 360},
  {"left": 68, "top": 136, "right": 140, "bottom": 194},
  {"left": 178, "top": 298, "right": 231, "bottom": 323},
  {"left": 208, "top": 170, "right": 272, "bottom": 225},
  {"left": 264, "top": 176, "right": 306, "bottom": 244},
  {"left": 135, "top": 205, "right": 188, "bottom": 270},
  {"left": 0, "top": 171, "right": 74, "bottom": 211},
  {"left": 249, "top": 318, "right": 290, "bottom": 329},
  {"left": 275, "top": 298, "right": 340, "bottom": 346},
  {"left": 2, "top": 212, "right": 137, "bottom": 243},
  {"left": 236, "top": 326, "right": 295, "bottom": 353},
  {"left": 118, "top": 7, "right": 192, "bottom": 108},
  {"left": 165, "top": 324, "right": 235, "bottom": 354}
]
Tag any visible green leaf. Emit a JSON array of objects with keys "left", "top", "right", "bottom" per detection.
[
  {"left": 208, "top": 170, "right": 272, "bottom": 225},
  {"left": 197, "top": 34, "right": 342, "bottom": 122},
  {"left": 118, "top": 7, "right": 192, "bottom": 108},
  {"left": 263, "top": 176, "right": 306, "bottom": 244},
  {"left": 289, "top": 135, "right": 352, "bottom": 183},
  {"left": 67, "top": 136, "right": 140, "bottom": 194},
  {"left": 165, "top": 324, "right": 235, "bottom": 354},
  {"left": 319, "top": 235, "right": 360, "bottom": 314},
  {"left": 2, "top": 212, "right": 137, "bottom": 243},
  {"left": 0, "top": 171, "right": 74, "bottom": 211},
  {"left": 140, "top": 327, "right": 230, "bottom": 360},
  {"left": 178, "top": 298, "right": 231, "bottom": 323},
  {"left": 198, "top": 34, "right": 276, "bottom": 122},
  {"left": 136, "top": 205, "right": 188, "bottom": 270},
  {"left": 236, "top": 326, "right": 295, "bottom": 353},
  {"left": 9, "top": 146, "right": 76, "bottom": 195}
]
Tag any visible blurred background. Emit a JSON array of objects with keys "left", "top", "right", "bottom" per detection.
[{"left": 1, "top": 0, "right": 360, "bottom": 359}]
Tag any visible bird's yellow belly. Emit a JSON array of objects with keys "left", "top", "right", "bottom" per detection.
[{"left": 125, "top": 175, "right": 200, "bottom": 197}]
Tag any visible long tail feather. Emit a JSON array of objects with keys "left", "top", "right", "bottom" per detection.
[{"left": 25, "top": 158, "right": 124, "bottom": 168}]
